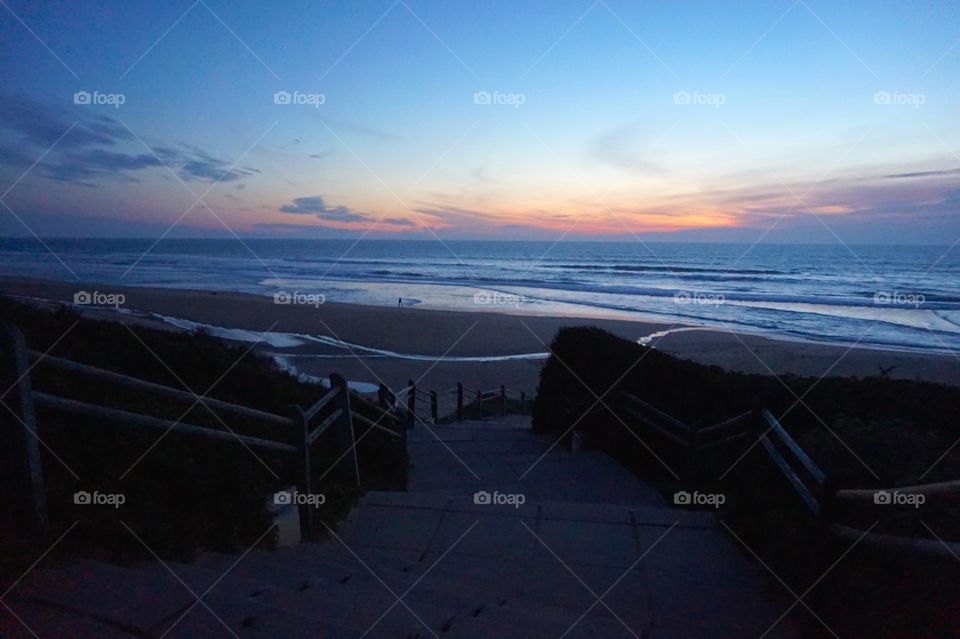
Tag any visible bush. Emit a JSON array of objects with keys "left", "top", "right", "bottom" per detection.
[
  {"left": 0, "top": 298, "right": 405, "bottom": 574},
  {"left": 531, "top": 326, "right": 960, "bottom": 637}
]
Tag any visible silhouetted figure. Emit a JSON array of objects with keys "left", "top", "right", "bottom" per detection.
[{"left": 397, "top": 297, "right": 402, "bottom": 308}]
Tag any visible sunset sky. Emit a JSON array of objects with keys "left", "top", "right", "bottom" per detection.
[{"left": 1, "top": 0, "right": 959, "bottom": 242}]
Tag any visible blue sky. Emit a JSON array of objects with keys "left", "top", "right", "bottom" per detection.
[{"left": 1, "top": 0, "right": 959, "bottom": 242}]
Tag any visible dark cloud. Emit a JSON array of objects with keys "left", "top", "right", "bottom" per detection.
[
  {"left": 0, "top": 96, "right": 132, "bottom": 149},
  {"left": 279, "top": 195, "right": 367, "bottom": 222},
  {"left": 884, "top": 168, "right": 960, "bottom": 180},
  {"left": 0, "top": 95, "right": 261, "bottom": 187},
  {"left": 155, "top": 144, "right": 260, "bottom": 183},
  {"left": 42, "top": 150, "right": 162, "bottom": 184},
  {"left": 381, "top": 217, "right": 416, "bottom": 227},
  {"left": 179, "top": 159, "right": 258, "bottom": 182},
  {"left": 279, "top": 195, "right": 415, "bottom": 226}
]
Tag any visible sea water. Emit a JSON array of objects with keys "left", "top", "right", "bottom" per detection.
[{"left": 0, "top": 238, "right": 957, "bottom": 354}]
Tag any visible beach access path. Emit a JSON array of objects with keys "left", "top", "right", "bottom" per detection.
[{"left": 3, "top": 415, "right": 806, "bottom": 637}]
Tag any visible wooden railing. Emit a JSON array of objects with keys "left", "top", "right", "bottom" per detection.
[
  {"left": 396, "top": 381, "right": 530, "bottom": 424},
  {"left": 0, "top": 323, "right": 406, "bottom": 542},
  {"left": 606, "top": 390, "right": 959, "bottom": 560},
  {"left": 454, "top": 383, "right": 528, "bottom": 422}
]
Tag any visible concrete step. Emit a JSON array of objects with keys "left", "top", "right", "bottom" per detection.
[
  {"left": 249, "top": 577, "right": 465, "bottom": 636},
  {"left": 158, "top": 591, "right": 364, "bottom": 639},
  {"left": 195, "top": 549, "right": 339, "bottom": 592},
  {"left": 194, "top": 548, "right": 479, "bottom": 635},
  {"left": 281, "top": 539, "right": 598, "bottom": 620},
  {"left": 407, "top": 447, "right": 667, "bottom": 506},
  {"left": 419, "top": 415, "right": 534, "bottom": 432},
  {"left": 196, "top": 538, "right": 632, "bottom": 637},
  {"left": 286, "top": 544, "right": 632, "bottom": 635},
  {"left": 132, "top": 559, "right": 406, "bottom": 638},
  {"left": 14, "top": 558, "right": 197, "bottom": 635},
  {"left": 273, "top": 542, "right": 418, "bottom": 575},
  {"left": 0, "top": 598, "right": 141, "bottom": 639},
  {"left": 339, "top": 491, "right": 709, "bottom": 561},
  {"left": 447, "top": 602, "right": 642, "bottom": 639}
]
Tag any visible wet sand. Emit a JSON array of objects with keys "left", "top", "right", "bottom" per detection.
[{"left": 2, "top": 275, "right": 958, "bottom": 396}]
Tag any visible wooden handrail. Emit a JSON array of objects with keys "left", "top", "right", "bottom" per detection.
[
  {"left": 550, "top": 384, "right": 960, "bottom": 559},
  {"left": 351, "top": 390, "right": 393, "bottom": 416},
  {"left": 33, "top": 392, "right": 297, "bottom": 454},
  {"left": 353, "top": 412, "right": 403, "bottom": 439},
  {"left": 31, "top": 351, "right": 295, "bottom": 429},
  {"left": 758, "top": 432, "right": 820, "bottom": 514},
  {"left": 695, "top": 429, "right": 748, "bottom": 451},
  {"left": 835, "top": 479, "right": 960, "bottom": 503},
  {"left": 761, "top": 409, "right": 826, "bottom": 486},
  {"left": 830, "top": 524, "right": 960, "bottom": 560},
  {"left": 303, "top": 385, "right": 340, "bottom": 423},
  {"left": 619, "top": 405, "right": 690, "bottom": 448},
  {"left": 307, "top": 408, "right": 342, "bottom": 446},
  {"left": 5, "top": 320, "right": 413, "bottom": 544},
  {"left": 697, "top": 411, "right": 751, "bottom": 439},
  {"left": 619, "top": 392, "right": 692, "bottom": 435}
]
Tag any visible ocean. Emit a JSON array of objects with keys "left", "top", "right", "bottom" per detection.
[{"left": 0, "top": 238, "right": 957, "bottom": 354}]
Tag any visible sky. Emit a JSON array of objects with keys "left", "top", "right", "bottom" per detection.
[{"left": 0, "top": 0, "right": 959, "bottom": 243}]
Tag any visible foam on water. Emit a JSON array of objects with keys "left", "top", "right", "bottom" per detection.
[
  {"left": 149, "top": 313, "right": 549, "bottom": 363},
  {"left": 2, "top": 239, "right": 958, "bottom": 354},
  {"left": 154, "top": 314, "right": 308, "bottom": 348}
]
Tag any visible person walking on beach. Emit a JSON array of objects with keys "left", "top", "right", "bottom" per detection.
[{"left": 397, "top": 297, "right": 402, "bottom": 308}]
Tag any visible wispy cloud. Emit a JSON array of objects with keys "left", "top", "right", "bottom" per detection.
[
  {"left": 587, "top": 125, "right": 664, "bottom": 173},
  {"left": 279, "top": 195, "right": 367, "bottom": 222},
  {"left": 279, "top": 195, "right": 414, "bottom": 227},
  {"left": 883, "top": 167, "right": 960, "bottom": 180},
  {"left": 0, "top": 94, "right": 260, "bottom": 187}
]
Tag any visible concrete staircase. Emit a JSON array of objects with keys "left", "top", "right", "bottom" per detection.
[{"left": 1, "top": 417, "right": 803, "bottom": 638}]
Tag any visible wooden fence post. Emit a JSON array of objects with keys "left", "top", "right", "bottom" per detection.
[
  {"left": 330, "top": 374, "right": 360, "bottom": 488},
  {"left": 476, "top": 390, "right": 483, "bottom": 421},
  {"left": 288, "top": 405, "right": 314, "bottom": 541},
  {"left": 430, "top": 391, "right": 438, "bottom": 424},
  {"left": 456, "top": 383, "right": 463, "bottom": 423},
  {"left": 0, "top": 323, "right": 48, "bottom": 536},
  {"left": 406, "top": 380, "right": 416, "bottom": 429},
  {"left": 377, "top": 383, "right": 394, "bottom": 410}
]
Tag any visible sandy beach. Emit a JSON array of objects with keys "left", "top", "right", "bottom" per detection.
[{"left": 2, "top": 275, "right": 958, "bottom": 398}]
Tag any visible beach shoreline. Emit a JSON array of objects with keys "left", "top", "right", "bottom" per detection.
[{"left": 2, "top": 275, "right": 958, "bottom": 392}]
